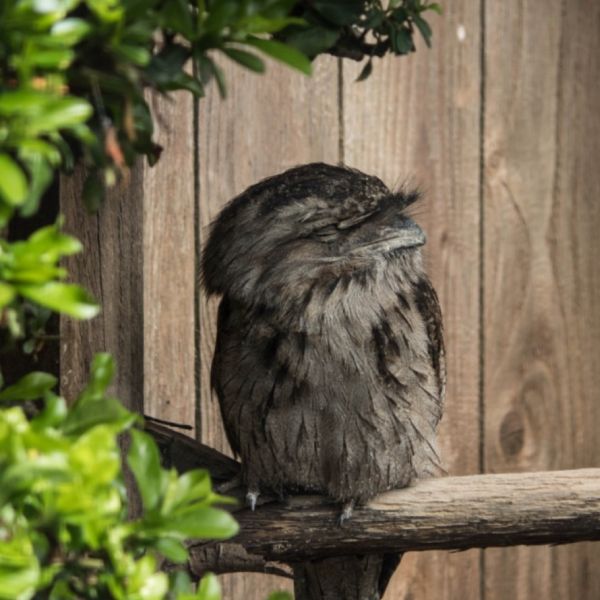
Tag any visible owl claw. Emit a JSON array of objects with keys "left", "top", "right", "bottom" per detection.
[
  {"left": 338, "top": 500, "right": 355, "bottom": 526},
  {"left": 246, "top": 490, "right": 260, "bottom": 511}
]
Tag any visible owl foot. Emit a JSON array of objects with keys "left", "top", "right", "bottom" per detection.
[
  {"left": 246, "top": 490, "right": 260, "bottom": 511},
  {"left": 338, "top": 500, "right": 355, "bottom": 526}
]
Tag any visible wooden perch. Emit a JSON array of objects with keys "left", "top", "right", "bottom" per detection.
[
  {"left": 188, "top": 469, "right": 600, "bottom": 575},
  {"left": 143, "top": 425, "right": 600, "bottom": 577}
]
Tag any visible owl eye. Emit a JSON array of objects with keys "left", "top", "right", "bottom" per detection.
[
  {"left": 337, "top": 209, "right": 378, "bottom": 230},
  {"left": 313, "top": 224, "right": 338, "bottom": 243}
]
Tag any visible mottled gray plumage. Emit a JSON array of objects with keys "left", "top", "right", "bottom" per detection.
[{"left": 202, "top": 163, "right": 445, "bottom": 598}]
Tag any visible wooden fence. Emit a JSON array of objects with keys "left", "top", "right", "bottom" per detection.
[{"left": 58, "top": 1, "right": 600, "bottom": 598}]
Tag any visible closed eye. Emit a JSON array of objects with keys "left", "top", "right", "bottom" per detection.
[
  {"left": 313, "top": 224, "right": 338, "bottom": 242},
  {"left": 336, "top": 209, "right": 378, "bottom": 230}
]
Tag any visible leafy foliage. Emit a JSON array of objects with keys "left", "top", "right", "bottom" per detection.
[
  {"left": 0, "top": 0, "right": 438, "bottom": 341},
  {"left": 0, "top": 354, "right": 238, "bottom": 600},
  {"left": 279, "top": 0, "right": 442, "bottom": 80},
  {"left": 0, "top": 220, "right": 97, "bottom": 325}
]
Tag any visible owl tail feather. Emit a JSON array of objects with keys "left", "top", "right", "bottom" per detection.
[{"left": 293, "top": 553, "right": 401, "bottom": 600}]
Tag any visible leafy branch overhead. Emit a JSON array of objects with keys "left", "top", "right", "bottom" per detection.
[
  {"left": 0, "top": 0, "right": 439, "bottom": 219},
  {"left": 0, "top": 0, "right": 439, "bottom": 347}
]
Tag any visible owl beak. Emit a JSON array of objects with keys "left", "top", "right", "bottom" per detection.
[{"left": 390, "top": 218, "right": 427, "bottom": 248}]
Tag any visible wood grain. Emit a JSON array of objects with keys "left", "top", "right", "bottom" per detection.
[
  {"left": 483, "top": 1, "right": 600, "bottom": 598},
  {"left": 60, "top": 167, "right": 144, "bottom": 414},
  {"left": 197, "top": 55, "right": 339, "bottom": 599},
  {"left": 143, "top": 89, "right": 196, "bottom": 432},
  {"left": 342, "top": 2, "right": 482, "bottom": 598},
  {"left": 60, "top": 167, "right": 145, "bottom": 517},
  {"left": 188, "top": 469, "right": 600, "bottom": 565}
]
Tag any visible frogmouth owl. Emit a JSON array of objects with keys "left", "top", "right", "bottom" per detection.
[{"left": 202, "top": 163, "right": 445, "bottom": 599}]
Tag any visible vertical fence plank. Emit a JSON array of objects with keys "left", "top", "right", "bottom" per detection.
[
  {"left": 60, "top": 168, "right": 144, "bottom": 414},
  {"left": 143, "top": 90, "right": 196, "bottom": 432},
  {"left": 60, "top": 168, "right": 145, "bottom": 516},
  {"left": 483, "top": 1, "right": 600, "bottom": 598},
  {"left": 343, "top": 2, "right": 482, "bottom": 598},
  {"left": 198, "top": 56, "right": 340, "bottom": 599}
]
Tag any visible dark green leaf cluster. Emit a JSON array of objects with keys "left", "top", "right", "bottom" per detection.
[
  {"left": 0, "top": 353, "right": 238, "bottom": 599},
  {"left": 278, "top": 0, "right": 441, "bottom": 79}
]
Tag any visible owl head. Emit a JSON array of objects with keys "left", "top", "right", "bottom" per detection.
[{"left": 202, "top": 163, "right": 425, "bottom": 304}]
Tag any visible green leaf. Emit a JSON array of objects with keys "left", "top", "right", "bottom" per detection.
[
  {"left": 203, "top": 0, "right": 239, "bottom": 34},
  {"left": 0, "top": 283, "right": 15, "bottom": 309},
  {"left": 356, "top": 59, "right": 373, "bottom": 82},
  {"left": 167, "top": 469, "right": 211, "bottom": 510},
  {"left": 236, "top": 15, "right": 305, "bottom": 34},
  {"left": 267, "top": 593, "right": 293, "bottom": 600},
  {"left": 17, "top": 282, "right": 99, "bottom": 319},
  {"left": 113, "top": 44, "right": 151, "bottom": 67},
  {"left": 413, "top": 15, "right": 433, "bottom": 47},
  {"left": 154, "top": 538, "right": 188, "bottom": 563},
  {"left": 222, "top": 48, "right": 265, "bottom": 73},
  {"left": 427, "top": 3, "right": 443, "bottom": 15},
  {"left": 62, "top": 395, "right": 136, "bottom": 436},
  {"left": 19, "top": 156, "right": 54, "bottom": 218},
  {"left": 311, "top": 0, "right": 365, "bottom": 26},
  {"left": 26, "top": 48, "right": 75, "bottom": 70},
  {"left": 146, "top": 44, "right": 190, "bottom": 85},
  {"left": 0, "top": 372, "right": 57, "bottom": 402},
  {"left": 127, "top": 429, "right": 165, "bottom": 512},
  {"left": 0, "top": 154, "right": 28, "bottom": 206},
  {"left": 50, "top": 17, "right": 92, "bottom": 44},
  {"left": 169, "top": 571, "right": 194, "bottom": 596},
  {"left": 245, "top": 37, "right": 312, "bottom": 75},
  {"left": 0, "top": 203, "right": 14, "bottom": 228},
  {"left": 26, "top": 97, "right": 92, "bottom": 136},
  {"left": 0, "top": 91, "right": 49, "bottom": 116},
  {"left": 196, "top": 573, "right": 221, "bottom": 600},
  {"left": 277, "top": 25, "right": 340, "bottom": 58},
  {"left": 0, "top": 533, "right": 40, "bottom": 600},
  {"left": 161, "top": 0, "right": 195, "bottom": 37},
  {"left": 31, "top": 393, "right": 68, "bottom": 428},
  {"left": 391, "top": 27, "right": 413, "bottom": 54},
  {"left": 159, "top": 72, "right": 205, "bottom": 96},
  {"left": 25, "top": 223, "right": 83, "bottom": 259},
  {"left": 84, "top": 353, "right": 115, "bottom": 397},
  {"left": 162, "top": 507, "right": 239, "bottom": 540}
]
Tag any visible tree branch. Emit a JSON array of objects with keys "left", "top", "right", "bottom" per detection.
[
  {"left": 142, "top": 426, "right": 600, "bottom": 576},
  {"left": 188, "top": 469, "right": 600, "bottom": 574}
]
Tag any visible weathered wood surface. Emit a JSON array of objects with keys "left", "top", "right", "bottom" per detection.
[
  {"left": 483, "top": 2, "right": 600, "bottom": 599},
  {"left": 60, "top": 167, "right": 145, "bottom": 516},
  {"left": 60, "top": 168, "right": 144, "bottom": 414},
  {"left": 143, "top": 89, "right": 196, "bottom": 433},
  {"left": 187, "top": 469, "right": 600, "bottom": 568},
  {"left": 342, "top": 1, "right": 482, "bottom": 597},
  {"left": 197, "top": 55, "right": 339, "bottom": 599}
]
